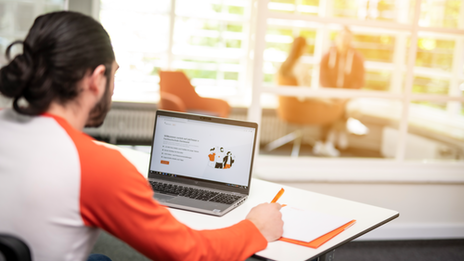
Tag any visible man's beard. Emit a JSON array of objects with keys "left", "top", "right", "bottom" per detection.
[{"left": 85, "top": 80, "right": 112, "bottom": 128}]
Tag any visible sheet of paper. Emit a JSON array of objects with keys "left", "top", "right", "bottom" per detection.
[{"left": 281, "top": 206, "right": 353, "bottom": 242}]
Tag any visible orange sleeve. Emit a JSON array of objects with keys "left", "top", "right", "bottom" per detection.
[{"left": 53, "top": 115, "right": 267, "bottom": 260}]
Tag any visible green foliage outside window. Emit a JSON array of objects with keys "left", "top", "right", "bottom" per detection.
[
  {"left": 202, "top": 21, "right": 220, "bottom": 31},
  {"left": 364, "top": 71, "right": 391, "bottom": 91},
  {"left": 376, "top": 0, "right": 396, "bottom": 21},
  {"left": 421, "top": 0, "right": 462, "bottom": 28},
  {"left": 182, "top": 59, "right": 217, "bottom": 64},
  {"left": 415, "top": 39, "right": 454, "bottom": 71},
  {"left": 226, "top": 39, "right": 241, "bottom": 48},
  {"left": 333, "top": 0, "right": 397, "bottom": 21},
  {"left": 211, "top": 4, "right": 221, "bottom": 13},
  {"left": 224, "top": 72, "right": 239, "bottom": 80},
  {"left": 265, "top": 27, "right": 293, "bottom": 54},
  {"left": 189, "top": 36, "right": 219, "bottom": 47},
  {"left": 412, "top": 76, "right": 449, "bottom": 94},
  {"left": 228, "top": 6, "right": 244, "bottom": 15},
  {"left": 264, "top": 73, "right": 275, "bottom": 83},
  {"left": 301, "top": 0, "right": 319, "bottom": 6},
  {"left": 333, "top": 0, "right": 358, "bottom": 18},
  {"left": 330, "top": 32, "right": 395, "bottom": 63},
  {"left": 210, "top": 4, "right": 244, "bottom": 15},
  {"left": 357, "top": 46, "right": 393, "bottom": 63},
  {"left": 226, "top": 24, "right": 243, "bottom": 32},
  {"left": 413, "top": 101, "right": 447, "bottom": 110},
  {"left": 150, "top": 67, "right": 161, "bottom": 76},
  {"left": 184, "top": 69, "right": 217, "bottom": 80},
  {"left": 270, "top": 0, "right": 295, "bottom": 4},
  {"left": 267, "top": 28, "right": 293, "bottom": 36},
  {"left": 265, "top": 42, "right": 292, "bottom": 54}
]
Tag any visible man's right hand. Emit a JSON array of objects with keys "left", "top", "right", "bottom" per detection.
[{"left": 245, "top": 203, "right": 283, "bottom": 242}]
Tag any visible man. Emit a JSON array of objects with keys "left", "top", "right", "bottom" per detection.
[
  {"left": 315, "top": 26, "right": 365, "bottom": 157},
  {"left": 0, "top": 12, "right": 283, "bottom": 261},
  {"left": 215, "top": 147, "right": 225, "bottom": 169},
  {"left": 223, "top": 151, "right": 235, "bottom": 169}
]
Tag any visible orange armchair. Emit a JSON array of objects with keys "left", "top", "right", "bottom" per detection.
[{"left": 158, "top": 71, "right": 230, "bottom": 118}]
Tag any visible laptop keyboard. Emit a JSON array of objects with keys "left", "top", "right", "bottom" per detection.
[{"left": 149, "top": 181, "right": 242, "bottom": 205}]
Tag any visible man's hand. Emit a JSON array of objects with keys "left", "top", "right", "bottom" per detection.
[{"left": 246, "top": 203, "right": 283, "bottom": 242}]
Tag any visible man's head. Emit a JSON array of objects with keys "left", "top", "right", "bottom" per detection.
[
  {"left": 335, "top": 26, "right": 353, "bottom": 53},
  {"left": 0, "top": 11, "right": 115, "bottom": 127}
]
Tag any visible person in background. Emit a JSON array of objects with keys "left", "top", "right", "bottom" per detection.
[
  {"left": 0, "top": 11, "right": 283, "bottom": 261},
  {"left": 277, "top": 36, "right": 308, "bottom": 88},
  {"left": 315, "top": 26, "right": 365, "bottom": 157},
  {"left": 277, "top": 36, "right": 345, "bottom": 157}
]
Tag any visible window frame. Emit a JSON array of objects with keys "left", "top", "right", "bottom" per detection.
[{"left": 248, "top": 0, "right": 464, "bottom": 181}]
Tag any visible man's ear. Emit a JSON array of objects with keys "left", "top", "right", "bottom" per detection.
[{"left": 88, "top": 64, "right": 107, "bottom": 98}]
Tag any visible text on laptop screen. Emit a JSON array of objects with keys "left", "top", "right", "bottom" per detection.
[{"left": 150, "top": 115, "right": 256, "bottom": 187}]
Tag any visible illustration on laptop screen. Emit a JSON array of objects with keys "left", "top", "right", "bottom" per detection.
[{"left": 150, "top": 114, "right": 256, "bottom": 188}]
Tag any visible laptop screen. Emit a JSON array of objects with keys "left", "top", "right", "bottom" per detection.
[{"left": 148, "top": 112, "right": 257, "bottom": 189}]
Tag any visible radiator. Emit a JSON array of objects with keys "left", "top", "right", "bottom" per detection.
[{"left": 83, "top": 102, "right": 321, "bottom": 145}]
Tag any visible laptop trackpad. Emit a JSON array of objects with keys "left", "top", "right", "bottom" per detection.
[
  {"left": 169, "top": 197, "right": 230, "bottom": 211},
  {"left": 154, "top": 194, "right": 176, "bottom": 202}
]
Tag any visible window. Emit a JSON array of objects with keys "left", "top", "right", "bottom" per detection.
[
  {"left": 99, "top": 0, "right": 171, "bottom": 102},
  {"left": 0, "top": 0, "right": 66, "bottom": 68},
  {"left": 254, "top": 0, "right": 464, "bottom": 163},
  {"left": 99, "top": 0, "right": 464, "bottom": 164},
  {"left": 100, "top": 0, "right": 253, "bottom": 105}
]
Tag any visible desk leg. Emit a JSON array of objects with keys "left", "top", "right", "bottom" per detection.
[{"left": 309, "top": 249, "right": 335, "bottom": 261}]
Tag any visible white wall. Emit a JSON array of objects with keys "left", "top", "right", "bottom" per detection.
[
  {"left": 68, "top": 0, "right": 99, "bottom": 19},
  {"left": 268, "top": 181, "right": 464, "bottom": 240}
]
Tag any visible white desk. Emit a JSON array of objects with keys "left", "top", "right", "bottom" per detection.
[{"left": 117, "top": 145, "right": 399, "bottom": 261}]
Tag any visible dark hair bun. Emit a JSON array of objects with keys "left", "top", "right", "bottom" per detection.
[{"left": 0, "top": 41, "right": 33, "bottom": 98}]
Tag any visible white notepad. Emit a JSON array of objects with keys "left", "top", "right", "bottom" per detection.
[{"left": 281, "top": 206, "right": 353, "bottom": 242}]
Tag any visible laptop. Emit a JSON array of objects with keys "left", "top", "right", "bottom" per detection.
[{"left": 147, "top": 110, "right": 258, "bottom": 216}]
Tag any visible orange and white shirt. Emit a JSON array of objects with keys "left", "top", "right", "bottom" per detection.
[{"left": 0, "top": 109, "right": 267, "bottom": 261}]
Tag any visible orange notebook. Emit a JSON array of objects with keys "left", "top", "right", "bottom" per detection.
[{"left": 279, "top": 220, "right": 356, "bottom": 248}]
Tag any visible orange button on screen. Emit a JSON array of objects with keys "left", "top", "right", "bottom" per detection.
[{"left": 161, "top": 160, "right": 170, "bottom": 165}]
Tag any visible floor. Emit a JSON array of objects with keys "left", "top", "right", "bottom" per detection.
[
  {"left": 334, "top": 239, "right": 464, "bottom": 261},
  {"left": 91, "top": 231, "right": 464, "bottom": 261},
  {"left": 259, "top": 143, "right": 382, "bottom": 158}
]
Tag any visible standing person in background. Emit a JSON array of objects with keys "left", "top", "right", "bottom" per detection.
[
  {"left": 278, "top": 36, "right": 308, "bottom": 88},
  {"left": 315, "top": 26, "right": 365, "bottom": 157}
]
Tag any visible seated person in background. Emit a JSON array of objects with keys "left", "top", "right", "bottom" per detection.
[
  {"left": 0, "top": 11, "right": 283, "bottom": 261},
  {"left": 315, "top": 26, "right": 365, "bottom": 157}
]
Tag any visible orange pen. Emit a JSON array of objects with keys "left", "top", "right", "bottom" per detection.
[{"left": 270, "top": 188, "right": 285, "bottom": 203}]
